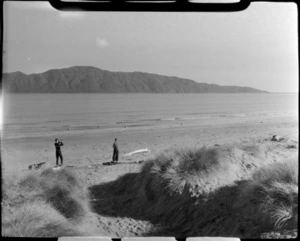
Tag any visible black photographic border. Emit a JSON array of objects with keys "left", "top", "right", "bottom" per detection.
[{"left": 0, "top": 1, "right": 298, "bottom": 241}]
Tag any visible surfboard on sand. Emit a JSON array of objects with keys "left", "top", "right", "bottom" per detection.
[{"left": 123, "top": 148, "right": 150, "bottom": 157}]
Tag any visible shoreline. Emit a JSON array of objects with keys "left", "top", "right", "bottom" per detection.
[{"left": 3, "top": 112, "right": 297, "bottom": 139}]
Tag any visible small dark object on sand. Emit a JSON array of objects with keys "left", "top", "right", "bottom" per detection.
[
  {"left": 28, "top": 162, "right": 46, "bottom": 170},
  {"left": 102, "top": 161, "right": 115, "bottom": 166},
  {"left": 271, "top": 135, "right": 284, "bottom": 142},
  {"left": 287, "top": 145, "right": 297, "bottom": 149}
]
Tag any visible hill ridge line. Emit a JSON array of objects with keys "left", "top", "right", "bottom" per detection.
[{"left": 2, "top": 66, "right": 268, "bottom": 93}]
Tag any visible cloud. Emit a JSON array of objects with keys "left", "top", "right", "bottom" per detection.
[{"left": 96, "top": 38, "right": 109, "bottom": 49}]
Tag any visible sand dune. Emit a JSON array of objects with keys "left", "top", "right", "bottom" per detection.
[{"left": 88, "top": 139, "right": 298, "bottom": 238}]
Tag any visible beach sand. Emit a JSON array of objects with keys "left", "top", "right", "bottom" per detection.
[{"left": 1, "top": 114, "right": 298, "bottom": 237}]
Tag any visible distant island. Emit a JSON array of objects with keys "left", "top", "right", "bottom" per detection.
[{"left": 2, "top": 66, "right": 268, "bottom": 93}]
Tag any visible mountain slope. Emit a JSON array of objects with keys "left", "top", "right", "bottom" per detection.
[{"left": 2, "top": 66, "right": 267, "bottom": 93}]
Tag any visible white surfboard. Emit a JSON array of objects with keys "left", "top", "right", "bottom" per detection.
[{"left": 123, "top": 148, "right": 150, "bottom": 157}]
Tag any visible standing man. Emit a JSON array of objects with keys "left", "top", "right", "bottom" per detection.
[
  {"left": 55, "top": 138, "right": 64, "bottom": 166},
  {"left": 112, "top": 138, "right": 119, "bottom": 164}
]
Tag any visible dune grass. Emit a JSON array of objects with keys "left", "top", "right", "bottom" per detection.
[
  {"left": 39, "top": 168, "right": 91, "bottom": 222},
  {"left": 2, "top": 200, "right": 81, "bottom": 237},
  {"left": 142, "top": 145, "right": 298, "bottom": 237},
  {"left": 2, "top": 167, "right": 93, "bottom": 237},
  {"left": 234, "top": 158, "right": 298, "bottom": 234},
  {"left": 139, "top": 144, "right": 265, "bottom": 198},
  {"left": 89, "top": 143, "right": 298, "bottom": 238},
  {"left": 135, "top": 144, "right": 265, "bottom": 234}
]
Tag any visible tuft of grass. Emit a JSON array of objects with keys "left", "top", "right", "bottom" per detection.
[
  {"left": 2, "top": 167, "right": 94, "bottom": 237},
  {"left": 40, "top": 168, "right": 83, "bottom": 190},
  {"left": 252, "top": 158, "right": 298, "bottom": 186},
  {"left": 232, "top": 159, "right": 298, "bottom": 236},
  {"left": 272, "top": 204, "right": 295, "bottom": 229},
  {"left": 2, "top": 200, "right": 81, "bottom": 237},
  {"left": 39, "top": 168, "right": 91, "bottom": 222},
  {"left": 19, "top": 173, "right": 40, "bottom": 191},
  {"left": 45, "top": 184, "right": 88, "bottom": 221},
  {"left": 139, "top": 144, "right": 265, "bottom": 200}
]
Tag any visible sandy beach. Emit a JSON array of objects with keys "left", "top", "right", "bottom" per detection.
[
  {"left": 2, "top": 112, "right": 298, "bottom": 237},
  {"left": 2, "top": 113, "right": 298, "bottom": 173}
]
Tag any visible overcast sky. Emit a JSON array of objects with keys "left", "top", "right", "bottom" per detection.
[{"left": 2, "top": 1, "right": 298, "bottom": 92}]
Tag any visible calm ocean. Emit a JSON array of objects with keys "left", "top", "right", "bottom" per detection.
[{"left": 2, "top": 93, "right": 298, "bottom": 138}]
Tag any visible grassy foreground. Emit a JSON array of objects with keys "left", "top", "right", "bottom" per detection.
[
  {"left": 90, "top": 144, "right": 298, "bottom": 238},
  {"left": 2, "top": 167, "right": 95, "bottom": 237},
  {"left": 2, "top": 143, "right": 298, "bottom": 238}
]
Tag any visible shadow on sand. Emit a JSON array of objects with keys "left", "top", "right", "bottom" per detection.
[
  {"left": 88, "top": 173, "right": 263, "bottom": 237},
  {"left": 89, "top": 173, "right": 140, "bottom": 217},
  {"left": 89, "top": 172, "right": 175, "bottom": 235}
]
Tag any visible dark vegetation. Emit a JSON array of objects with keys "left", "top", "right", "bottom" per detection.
[
  {"left": 2, "top": 66, "right": 267, "bottom": 93},
  {"left": 2, "top": 168, "right": 94, "bottom": 237},
  {"left": 2, "top": 144, "right": 297, "bottom": 238},
  {"left": 89, "top": 144, "right": 298, "bottom": 238}
]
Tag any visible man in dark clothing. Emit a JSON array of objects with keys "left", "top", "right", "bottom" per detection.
[
  {"left": 112, "top": 138, "right": 119, "bottom": 164},
  {"left": 55, "top": 138, "right": 64, "bottom": 166}
]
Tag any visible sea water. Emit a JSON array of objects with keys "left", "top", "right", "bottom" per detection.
[{"left": 2, "top": 93, "right": 298, "bottom": 139}]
